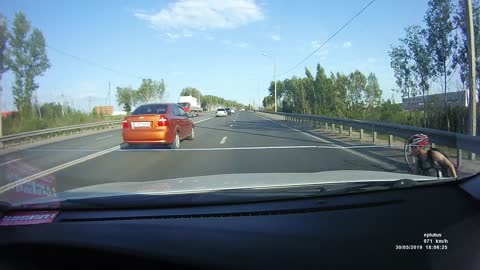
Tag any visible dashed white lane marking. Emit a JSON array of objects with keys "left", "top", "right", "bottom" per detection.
[{"left": 220, "top": 136, "right": 228, "bottom": 144}]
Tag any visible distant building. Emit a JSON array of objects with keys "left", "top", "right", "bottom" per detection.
[
  {"left": 94, "top": 106, "right": 113, "bottom": 115},
  {"left": 402, "top": 91, "right": 467, "bottom": 110}
]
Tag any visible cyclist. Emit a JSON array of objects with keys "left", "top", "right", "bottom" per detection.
[{"left": 407, "top": 133, "right": 457, "bottom": 178}]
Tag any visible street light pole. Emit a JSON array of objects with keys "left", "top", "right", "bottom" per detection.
[
  {"left": 466, "top": 0, "right": 477, "bottom": 160},
  {"left": 262, "top": 53, "right": 277, "bottom": 112},
  {"left": 274, "top": 57, "right": 277, "bottom": 112}
]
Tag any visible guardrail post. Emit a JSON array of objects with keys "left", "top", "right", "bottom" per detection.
[
  {"left": 457, "top": 149, "right": 462, "bottom": 168},
  {"left": 332, "top": 123, "right": 335, "bottom": 132},
  {"left": 313, "top": 120, "right": 318, "bottom": 129},
  {"left": 388, "top": 135, "right": 393, "bottom": 147},
  {"left": 373, "top": 131, "right": 377, "bottom": 143},
  {"left": 349, "top": 127, "right": 352, "bottom": 136},
  {"left": 469, "top": 152, "right": 476, "bottom": 160},
  {"left": 325, "top": 122, "right": 329, "bottom": 131},
  {"left": 339, "top": 125, "right": 343, "bottom": 134},
  {"left": 360, "top": 129, "right": 364, "bottom": 140},
  {"left": 431, "top": 143, "right": 435, "bottom": 148}
]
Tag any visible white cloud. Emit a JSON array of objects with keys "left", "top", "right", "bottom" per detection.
[
  {"left": 135, "top": 0, "right": 264, "bottom": 36},
  {"left": 271, "top": 34, "right": 280, "bottom": 41},
  {"left": 235, "top": 42, "right": 249, "bottom": 48},
  {"left": 342, "top": 41, "right": 352, "bottom": 48},
  {"left": 311, "top": 40, "right": 322, "bottom": 48}
]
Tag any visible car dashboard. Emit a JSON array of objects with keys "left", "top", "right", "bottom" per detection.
[{"left": 0, "top": 175, "right": 480, "bottom": 270}]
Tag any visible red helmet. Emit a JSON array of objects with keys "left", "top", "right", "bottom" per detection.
[{"left": 408, "top": 133, "right": 429, "bottom": 146}]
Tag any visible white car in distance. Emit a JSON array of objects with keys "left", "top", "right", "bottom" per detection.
[{"left": 216, "top": 108, "right": 227, "bottom": 117}]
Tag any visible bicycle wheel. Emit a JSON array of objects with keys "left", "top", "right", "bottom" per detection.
[{"left": 404, "top": 137, "right": 416, "bottom": 172}]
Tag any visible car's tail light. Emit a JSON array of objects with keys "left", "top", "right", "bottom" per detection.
[
  {"left": 123, "top": 119, "right": 128, "bottom": 128},
  {"left": 158, "top": 115, "right": 169, "bottom": 127}
]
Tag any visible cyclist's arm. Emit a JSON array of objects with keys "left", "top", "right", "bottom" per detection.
[
  {"left": 431, "top": 151, "right": 457, "bottom": 178},
  {"left": 414, "top": 158, "right": 420, "bottom": 175}
]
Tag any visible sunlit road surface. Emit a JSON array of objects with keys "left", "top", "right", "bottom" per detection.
[{"left": 0, "top": 111, "right": 398, "bottom": 202}]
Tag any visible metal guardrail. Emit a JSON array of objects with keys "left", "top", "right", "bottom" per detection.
[
  {"left": 261, "top": 111, "right": 480, "bottom": 167},
  {"left": 0, "top": 120, "right": 122, "bottom": 148}
]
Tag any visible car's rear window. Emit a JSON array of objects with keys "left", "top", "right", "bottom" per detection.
[
  {"left": 178, "top": 103, "right": 190, "bottom": 107},
  {"left": 217, "top": 109, "right": 225, "bottom": 112},
  {"left": 132, "top": 104, "right": 168, "bottom": 115}
]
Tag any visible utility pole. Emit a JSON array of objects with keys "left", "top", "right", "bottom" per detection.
[
  {"left": 106, "top": 81, "right": 111, "bottom": 106},
  {"left": 88, "top": 96, "right": 92, "bottom": 113},
  {"left": 61, "top": 92, "right": 65, "bottom": 117},
  {"left": 466, "top": 0, "right": 477, "bottom": 160}
]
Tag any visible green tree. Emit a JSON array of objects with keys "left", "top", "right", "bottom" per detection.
[
  {"left": 6, "top": 12, "right": 50, "bottom": 118},
  {"left": 389, "top": 43, "right": 418, "bottom": 114},
  {"left": 180, "top": 87, "right": 202, "bottom": 100},
  {"left": 0, "top": 14, "right": 7, "bottom": 86},
  {"left": 330, "top": 72, "right": 349, "bottom": 117},
  {"left": 137, "top": 79, "right": 165, "bottom": 103},
  {"left": 314, "top": 64, "right": 332, "bottom": 115},
  {"left": 116, "top": 86, "right": 138, "bottom": 113},
  {"left": 425, "top": 0, "right": 457, "bottom": 119},
  {"left": 304, "top": 67, "right": 316, "bottom": 114},
  {"left": 347, "top": 70, "right": 366, "bottom": 118},
  {"left": 0, "top": 14, "right": 8, "bottom": 138},
  {"left": 403, "top": 25, "right": 433, "bottom": 127},
  {"left": 365, "top": 72, "right": 382, "bottom": 109}
]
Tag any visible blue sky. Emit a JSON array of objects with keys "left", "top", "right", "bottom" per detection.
[{"left": 0, "top": 0, "right": 434, "bottom": 112}]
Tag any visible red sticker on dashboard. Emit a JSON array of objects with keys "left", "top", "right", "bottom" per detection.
[{"left": 0, "top": 211, "right": 59, "bottom": 226}]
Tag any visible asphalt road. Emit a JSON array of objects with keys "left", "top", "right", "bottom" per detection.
[{"left": 0, "top": 111, "right": 396, "bottom": 202}]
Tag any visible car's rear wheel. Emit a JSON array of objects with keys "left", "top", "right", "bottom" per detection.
[
  {"left": 169, "top": 132, "right": 180, "bottom": 149},
  {"left": 187, "top": 127, "right": 195, "bottom": 140}
]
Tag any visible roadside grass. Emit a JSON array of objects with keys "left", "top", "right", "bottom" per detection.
[{"left": 3, "top": 113, "right": 124, "bottom": 136}]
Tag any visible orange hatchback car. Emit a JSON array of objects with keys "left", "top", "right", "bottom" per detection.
[{"left": 122, "top": 103, "right": 194, "bottom": 149}]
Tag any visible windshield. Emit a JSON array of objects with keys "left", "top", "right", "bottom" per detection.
[
  {"left": 132, "top": 104, "right": 168, "bottom": 115},
  {"left": 0, "top": 0, "right": 479, "bottom": 208}
]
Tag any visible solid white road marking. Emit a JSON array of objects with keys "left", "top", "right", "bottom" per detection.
[
  {"left": 0, "top": 146, "right": 120, "bottom": 194},
  {"left": 119, "top": 145, "right": 390, "bottom": 152},
  {"left": 0, "top": 158, "right": 21, "bottom": 167},
  {"left": 17, "top": 144, "right": 390, "bottom": 153},
  {"left": 220, "top": 136, "right": 228, "bottom": 144},
  {"left": 255, "top": 113, "right": 396, "bottom": 170}
]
